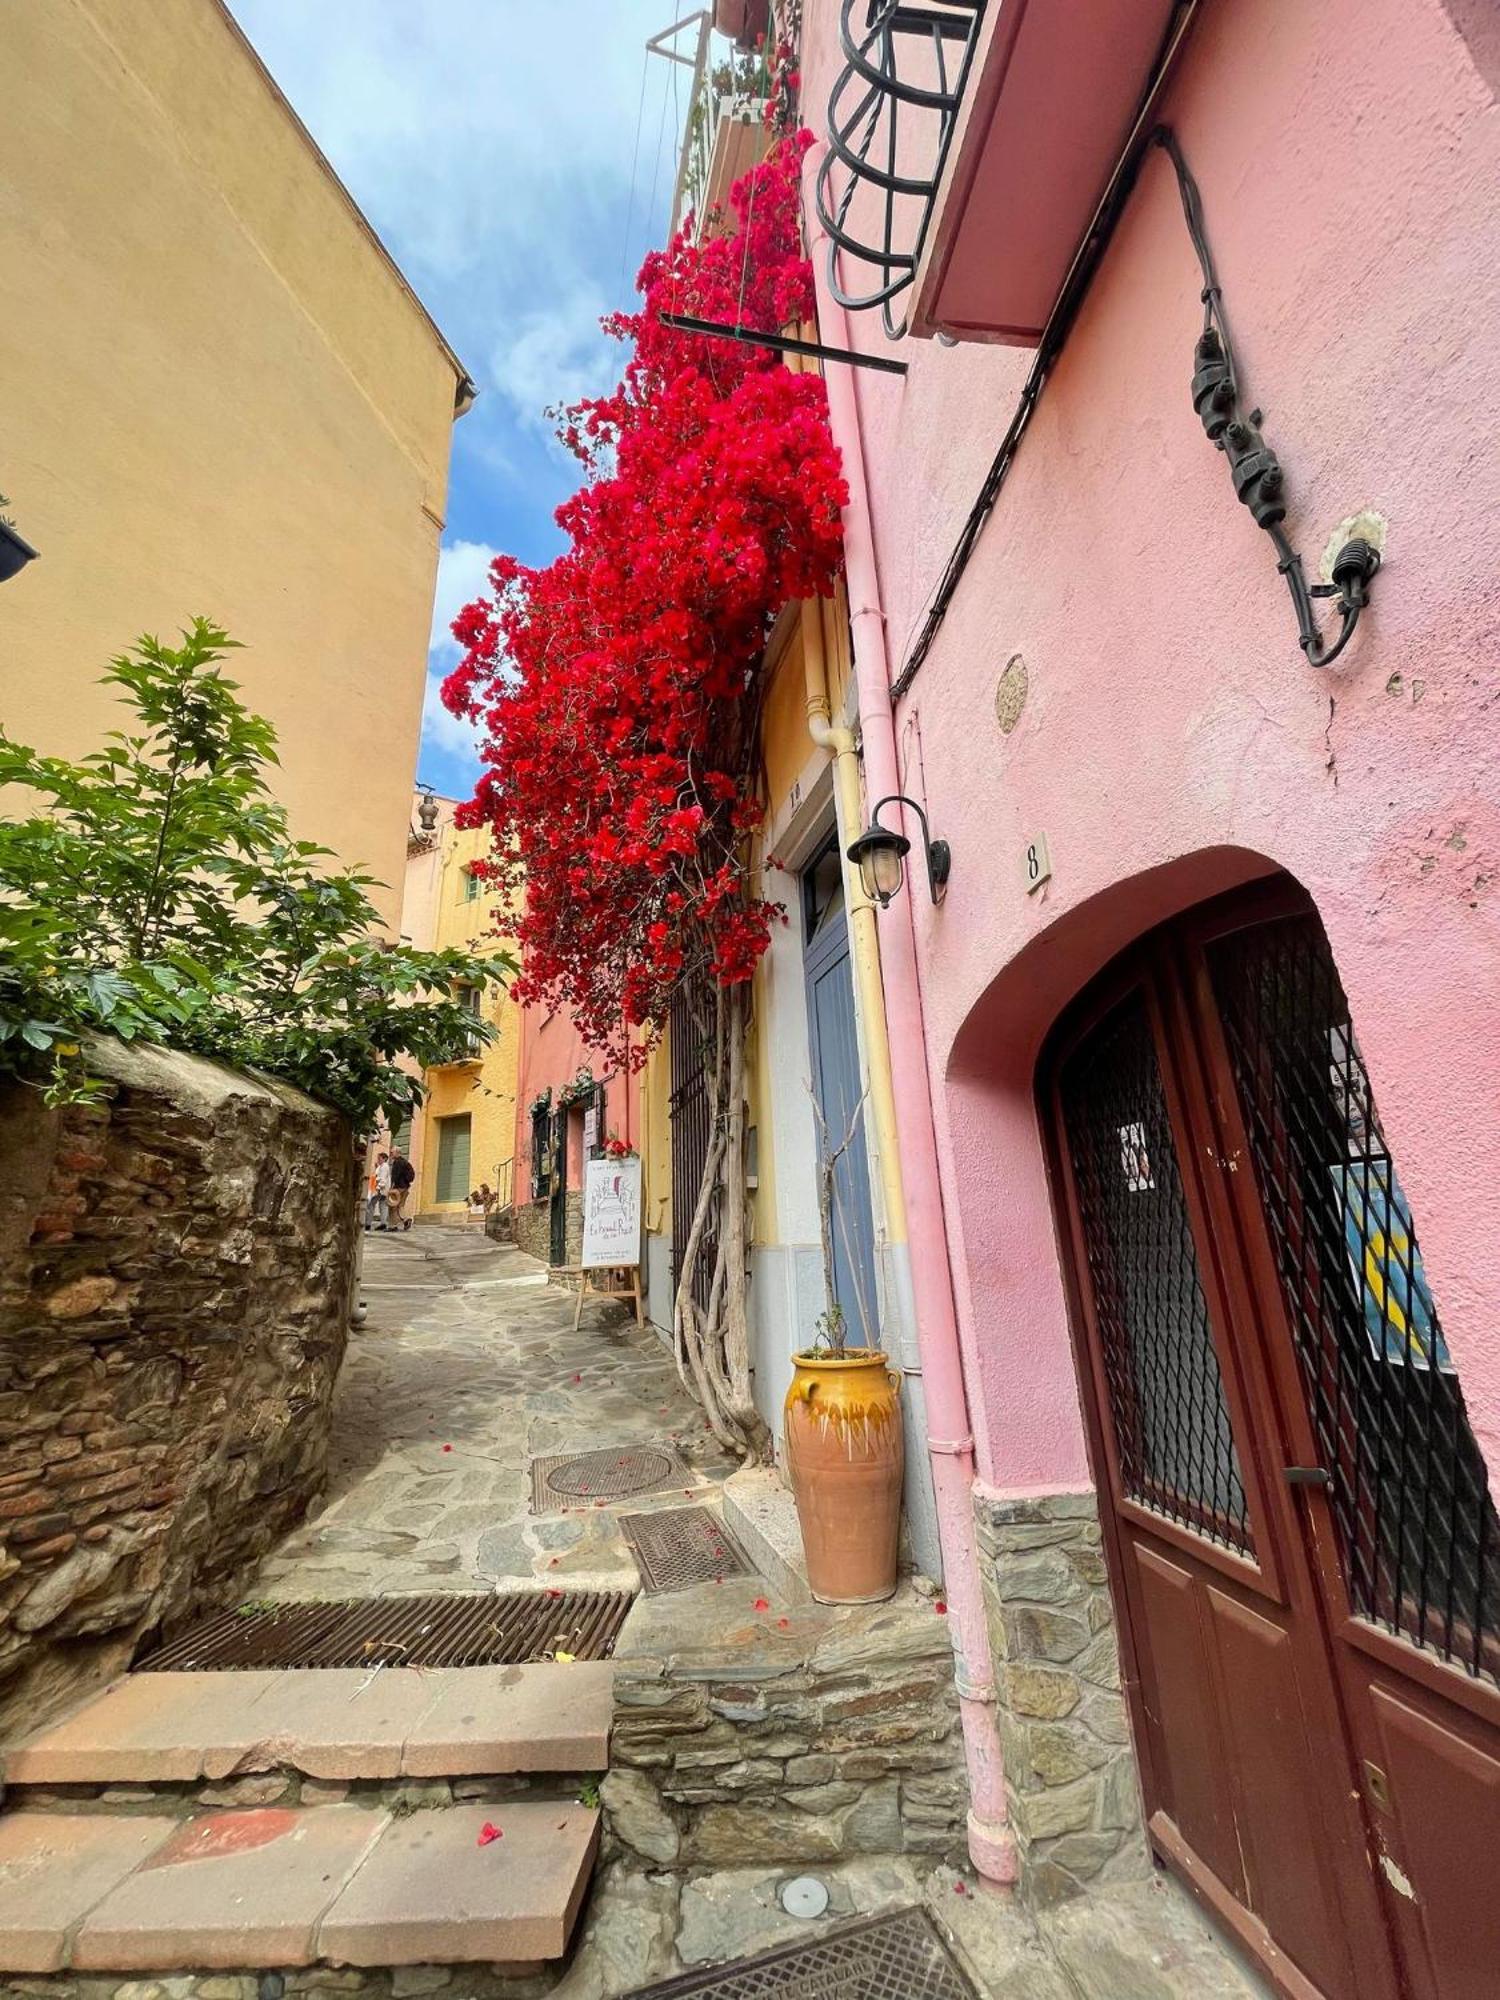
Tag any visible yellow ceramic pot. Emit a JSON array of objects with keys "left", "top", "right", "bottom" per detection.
[{"left": 783, "top": 1347, "right": 904, "bottom": 1604}]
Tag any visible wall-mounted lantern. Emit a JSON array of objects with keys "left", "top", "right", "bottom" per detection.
[
  {"left": 847, "top": 794, "right": 950, "bottom": 909},
  {"left": 416, "top": 787, "right": 439, "bottom": 834},
  {"left": 0, "top": 501, "right": 38, "bottom": 585}
]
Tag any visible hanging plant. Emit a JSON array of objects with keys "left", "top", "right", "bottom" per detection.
[
  {"left": 444, "top": 122, "right": 844, "bottom": 1456},
  {"left": 558, "top": 1065, "right": 597, "bottom": 1108}
]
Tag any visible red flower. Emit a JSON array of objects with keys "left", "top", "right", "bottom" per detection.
[
  {"left": 477, "top": 1822, "right": 503, "bottom": 1846},
  {"left": 440, "top": 130, "right": 845, "bottom": 1065}
]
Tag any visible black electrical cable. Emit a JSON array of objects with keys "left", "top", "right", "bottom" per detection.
[
  {"left": 891, "top": 116, "right": 1377, "bottom": 698},
  {"left": 888, "top": 122, "right": 1162, "bottom": 701}
]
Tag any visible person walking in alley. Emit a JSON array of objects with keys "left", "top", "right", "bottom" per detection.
[
  {"left": 365, "top": 1151, "right": 391, "bottom": 1232},
  {"left": 388, "top": 1148, "right": 415, "bottom": 1230}
]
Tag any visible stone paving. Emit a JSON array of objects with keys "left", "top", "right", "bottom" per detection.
[
  {"left": 234, "top": 1222, "right": 1271, "bottom": 2000},
  {"left": 255, "top": 1224, "right": 737, "bottom": 1603}
]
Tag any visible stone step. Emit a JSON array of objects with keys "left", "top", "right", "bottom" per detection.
[
  {"left": 3, "top": 1663, "right": 614, "bottom": 1786},
  {"left": 720, "top": 1464, "right": 812, "bottom": 1605},
  {"left": 0, "top": 1801, "right": 599, "bottom": 1973}
]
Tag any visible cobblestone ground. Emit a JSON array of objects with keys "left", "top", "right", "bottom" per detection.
[
  {"left": 257, "top": 1222, "right": 736, "bottom": 1603},
  {"left": 247, "top": 1223, "right": 1270, "bottom": 2000}
]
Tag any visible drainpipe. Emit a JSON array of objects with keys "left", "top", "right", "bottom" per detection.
[
  {"left": 801, "top": 599, "right": 908, "bottom": 1250},
  {"left": 803, "top": 145, "right": 1016, "bottom": 1889}
]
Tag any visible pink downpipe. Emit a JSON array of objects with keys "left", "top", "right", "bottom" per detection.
[{"left": 803, "top": 147, "right": 1016, "bottom": 1888}]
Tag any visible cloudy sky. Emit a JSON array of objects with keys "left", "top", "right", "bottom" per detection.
[{"left": 229, "top": 1, "right": 698, "bottom": 799}]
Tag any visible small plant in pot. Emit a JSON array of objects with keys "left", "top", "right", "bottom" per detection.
[
  {"left": 0, "top": 493, "right": 39, "bottom": 584},
  {"left": 782, "top": 1093, "right": 904, "bottom": 1604}
]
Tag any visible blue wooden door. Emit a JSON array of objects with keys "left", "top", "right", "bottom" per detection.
[{"left": 802, "top": 834, "right": 879, "bottom": 1348}]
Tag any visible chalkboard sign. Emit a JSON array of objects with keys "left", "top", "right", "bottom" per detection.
[{"left": 581, "top": 1156, "right": 642, "bottom": 1269}]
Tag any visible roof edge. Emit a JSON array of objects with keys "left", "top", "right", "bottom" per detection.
[{"left": 214, "top": 0, "right": 477, "bottom": 410}]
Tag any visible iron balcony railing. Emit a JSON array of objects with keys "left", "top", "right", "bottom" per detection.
[
  {"left": 814, "top": 0, "right": 987, "bottom": 339},
  {"left": 657, "top": 9, "right": 774, "bottom": 241}
]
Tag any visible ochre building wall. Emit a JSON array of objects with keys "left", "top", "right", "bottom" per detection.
[
  {"left": 414, "top": 820, "right": 520, "bottom": 1220},
  {"left": 0, "top": 0, "right": 467, "bottom": 929}
]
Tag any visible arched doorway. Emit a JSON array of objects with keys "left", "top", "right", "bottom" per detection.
[{"left": 1041, "top": 878, "right": 1500, "bottom": 2000}]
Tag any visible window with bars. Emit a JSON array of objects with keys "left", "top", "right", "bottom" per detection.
[
  {"left": 1059, "top": 991, "right": 1253, "bottom": 1556},
  {"left": 1209, "top": 913, "right": 1500, "bottom": 1683},
  {"left": 530, "top": 1103, "right": 551, "bottom": 1203}
]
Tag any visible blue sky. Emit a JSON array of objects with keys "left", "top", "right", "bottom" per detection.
[{"left": 229, "top": 2, "right": 698, "bottom": 800}]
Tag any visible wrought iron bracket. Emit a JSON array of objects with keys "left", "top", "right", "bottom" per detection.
[{"left": 1161, "top": 130, "right": 1380, "bottom": 670}]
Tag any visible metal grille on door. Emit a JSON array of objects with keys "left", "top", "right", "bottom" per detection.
[
  {"left": 1209, "top": 912, "right": 1500, "bottom": 1684},
  {"left": 1059, "top": 992, "right": 1253, "bottom": 1555}
]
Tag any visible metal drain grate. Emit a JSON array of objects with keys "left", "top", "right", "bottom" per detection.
[
  {"left": 135, "top": 1589, "right": 635, "bottom": 1671},
  {"left": 619, "top": 1506, "right": 753, "bottom": 1594},
  {"left": 530, "top": 1442, "right": 692, "bottom": 1512},
  {"left": 624, "top": 1907, "right": 978, "bottom": 1998}
]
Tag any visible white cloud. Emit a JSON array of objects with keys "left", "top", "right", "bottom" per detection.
[
  {"left": 229, "top": 0, "right": 689, "bottom": 359},
  {"left": 420, "top": 668, "right": 483, "bottom": 762},
  {"left": 421, "top": 539, "right": 497, "bottom": 766},
  {"left": 490, "top": 292, "right": 619, "bottom": 450},
  {"left": 428, "top": 538, "right": 499, "bottom": 662}
]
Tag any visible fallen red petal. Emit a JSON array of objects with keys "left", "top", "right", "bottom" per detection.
[
  {"left": 753, "top": 1597, "right": 770, "bottom": 1612},
  {"left": 477, "top": 1822, "right": 503, "bottom": 1846},
  {"left": 934, "top": 1600, "right": 948, "bottom": 1614}
]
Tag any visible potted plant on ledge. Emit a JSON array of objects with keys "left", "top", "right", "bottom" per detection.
[{"left": 783, "top": 1095, "right": 904, "bottom": 1604}]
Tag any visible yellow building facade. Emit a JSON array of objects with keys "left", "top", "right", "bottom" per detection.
[
  {"left": 1, "top": 0, "right": 471, "bottom": 929},
  {"left": 403, "top": 812, "right": 521, "bottom": 1224}
]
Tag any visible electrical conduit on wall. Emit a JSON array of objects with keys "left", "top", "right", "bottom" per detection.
[{"left": 799, "top": 153, "right": 1016, "bottom": 1888}]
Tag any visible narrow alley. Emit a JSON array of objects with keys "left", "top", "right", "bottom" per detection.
[
  {"left": 261, "top": 1232, "right": 1272, "bottom": 2000},
  {"left": 5, "top": 3, "right": 1498, "bottom": 1996},
  {"left": 257, "top": 1225, "right": 738, "bottom": 1605},
  {"left": 2, "top": 1229, "right": 1268, "bottom": 2000}
]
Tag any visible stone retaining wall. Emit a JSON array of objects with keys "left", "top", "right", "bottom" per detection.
[
  {"left": 974, "top": 1486, "right": 1150, "bottom": 1906},
  {"left": 602, "top": 1596, "right": 969, "bottom": 1872},
  {"left": 511, "top": 1194, "right": 583, "bottom": 1271},
  {"left": 0, "top": 1040, "right": 357, "bottom": 1734}
]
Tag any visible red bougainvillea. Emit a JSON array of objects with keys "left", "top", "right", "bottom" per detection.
[{"left": 442, "top": 128, "right": 846, "bottom": 1062}]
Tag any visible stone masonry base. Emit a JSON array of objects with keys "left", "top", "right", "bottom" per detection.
[{"left": 974, "top": 1486, "right": 1152, "bottom": 1907}]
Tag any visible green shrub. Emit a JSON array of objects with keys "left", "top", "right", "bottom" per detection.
[{"left": 0, "top": 618, "right": 512, "bottom": 1129}]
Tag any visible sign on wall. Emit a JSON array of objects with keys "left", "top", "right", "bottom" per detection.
[{"left": 581, "top": 1155, "right": 642, "bottom": 1269}]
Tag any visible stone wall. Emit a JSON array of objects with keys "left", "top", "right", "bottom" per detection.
[
  {"left": 512, "top": 1192, "right": 582, "bottom": 1270},
  {"left": 974, "top": 1487, "right": 1150, "bottom": 1906},
  {"left": 602, "top": 1596, "right": 969, "bottom": 1872},
  {"left": 0, "top": 1039, "right": 357, "bottom": 1732}
]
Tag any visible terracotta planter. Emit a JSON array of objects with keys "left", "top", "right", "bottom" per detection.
[{"left": 784, "top": 1347, "right": 904, "bottom": 1604}]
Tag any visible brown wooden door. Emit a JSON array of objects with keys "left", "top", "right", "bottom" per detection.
[{"left": 1044, "top": 885, "right": 1500, "bottom": 2000}]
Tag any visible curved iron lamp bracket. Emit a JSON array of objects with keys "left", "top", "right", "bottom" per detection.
[{"left": 847, "top": 793, "right": 952, "bottom": 906}]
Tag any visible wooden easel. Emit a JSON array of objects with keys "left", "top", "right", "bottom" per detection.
[{"left": 558, "top": 1262, "right": 644, "bottom": 1331}]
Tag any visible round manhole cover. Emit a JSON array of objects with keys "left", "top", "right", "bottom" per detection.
[{"left": 544, "top": 1445, "right": 680, "bottom": 1499}]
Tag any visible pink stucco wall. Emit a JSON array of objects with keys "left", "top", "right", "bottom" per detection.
[
  {"left": 512, "top": 1007, "right": 635, "bottom": 1200},
  {"left": 799, "top": 0, "right": 1500, "bottom": 1497}
]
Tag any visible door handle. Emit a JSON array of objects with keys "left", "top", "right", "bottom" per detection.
[{"left": 1284, "top": 1465, "right": 1332, "bottom": 1488}]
